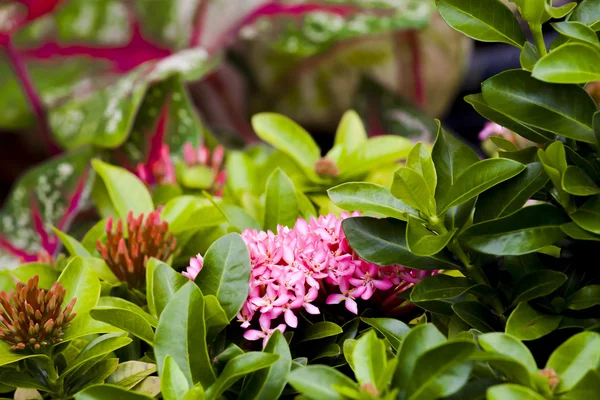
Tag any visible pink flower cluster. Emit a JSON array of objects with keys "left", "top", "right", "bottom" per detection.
[{"left": 183, "top": 212, "right": 433, "bottom": 347}]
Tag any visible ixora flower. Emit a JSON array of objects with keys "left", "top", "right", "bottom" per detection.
[
  {"left": 97, "top": 210, "right": 177, "bottom": 289},
  {"left": 0, "top": 275, "right": 76, "bottom": 351},
  {"left": 184, "top": 211, "right": 433, "bottom": 346}
]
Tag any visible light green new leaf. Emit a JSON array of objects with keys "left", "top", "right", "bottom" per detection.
[
  {"left": 333, "top": 110, "right": 367, "bottom": 164},
  {"left": 562, "top": 165, "right": 600, "bottom": 196},
  {"left": 264, "top": 168, "right": 299, "bottom": 232},
  {"left": 487, "top": 384, "right": 546, "bottom": 400},
  {"left": 75, "top": 384, "right": 153, "bottom": 400},
  {"left": 161, "top": 356, "right": 190, "bottom": 400},
  {"left": 328, "top": 182, "right": 417, "bottom": 220},
  {"left": 568, "top": 0, "right": 600, "bottom": 26},
  {"left": 106, "top": 361, "right": 156, "bottom": 389},
  {"left": 568, "top": 285, "right": 600, "bottom": 310},
  {"left": 391, "top": 168, "right": 436, "bottom": 216},
  {"left": 146, "top": 258, "right": 189, "bottom": 317},
  {"left": 10, "top": 263, "right": 59, "bottom": 290},
  {"left": 352, "top": 330, "right": 387, "bottom": 389},
  {"left": 533, "top": 43, "right": 600, "bottom": 84},
  {"left": 360, "top": 318, "right": 409, "bottom": 352},
  {"left": 196, "top": 233, "right": 251, "bottom": 321},
  {"left": 406, "top": 142, "right": 437, "bottom": 195},
  {"left": 287, "top": 365, "right": 357, "bottom": 400},
  {"left": 520, "top": 42, "right": 540, "bottom": 72},
  {"left": 406, "top": 216, "right": 457, "bottom": 256},
  {"left": 478, "top": 332, "right": 537, "bottom": 373},
  {"left": 551, "top": 21, "right": 599, "bottom": 46},
  {"left": 58, "top": 257, "right": 101, "bottom": 317},
  {"left": 546, "top": 331, "right": 600, "bottom": 392},
  {"left": 52, "top": 227, "right": 91, "bottom": 257},
  {"left": 339, "top": 136, "right": 412, "bottom": 179},
  {"left": 506, "top": 302, "right": 562, "bottom": 340},
  {"left": 570, "top": 195, "right": 600, "bottom": 234},
  {"left": 436, "top": 0, "right": 525, "bottom": 47}
]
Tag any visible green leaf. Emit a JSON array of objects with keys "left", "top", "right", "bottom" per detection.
[
  {"left": 352, "top": 330, "right": 387, "bottom": 388},
  {"left": 406, "top": 142, "right": 437, "bottom": 195},
  {"left": 62, "top": 333, "right": 132, "bottom": 377},
  {"left": 160, "top": 197, "right": 200, "bottom": 233},
  {"left": 196, "top": 233, "right": 251, "bottom": 321},
  {"left": 91, "top": 160, "right": 154, "bottom": 219},
  {"left": 239, "top": 330, "right": 292, "bottom": 400},
  {"left": 436, "top": 0, "right": 525, "bottom": 47},
  {"left": 333, "top": 110, "right": 368, "bottom": 165},
  {"left": 75, "top": 384, "right": 153, "bottom": 400},
  {"left": 561, "top": 222, "right": 600, "bottom": 241},
  {"left": 452, "top": 301, "right": 500, "bottom": 333},
  {"left": 205, "top": 353, "right": 279, "bottom": 400},
  {"left": 551, "top": 22, "right": 600, "bottom": 46},
  {"left": 298, "top": 322, "right": 343, "bottom": 343},
  {"left": 10, "top": 264, "right": 59, "bottom": 290},
  {"left": 203, "top": 295, "right": 228, "bottom": 344},
  {"left": 570, "top": 195, "right": 600, "bottom": 234},
  {"left": 411, "top": 275, "right": 472, "bottom": 302},
  {"left": 287, "top": 365, "right": 358, "bottom": 400},
  {"left": 0, "top": 371, "right": 48, "bottom": 391},
  {"left": 360, "top": 318, "right": 409, "bottom": 352},
  {"left": 184, "top": 384, "right": 206, "bottom": 400},
  {"left": 222, "top": 204, "right": 262, "bottom": 232},
  {"left": 439, "top": 158, "right": 525, "bottom": 212},
  {"left": 460, "top": 204, "right": 568, "bottom": 255},
  {"left": 520, "top": 42, "right": 541, "bottom": 72},
  {"left": 474, "top": 162, "right": 549, "bottom": 223},
  {"left": 252, "top": 113, "right": 320, "bottom": 175},
  {"left": 562, "top": 165, "right": 600, "bottom": 196},
  {"left": 506, "top": 302, "right": 562, "bottom": 340},
  {"left": 394, "top": 324, "right": 446, "bottom": 395},
  {"left": 339, "top": 136, "right": 412, "bottom": 180},
  {"left": 478, "top": 332, "right": 537, "bottom": 373},
  {"left": 568, "top": 0, "right": 600, "bottom": 26},
  {"left": 58, "top": 257, "right": 101, "bottom": 318},
  {"left": 510, "top": 270, "right": 568, "bottom": 307},
  {"left": 161, "top": 355, "right": 190, "bottom": 400},
  {"left": 263, "top": 169, "right": 299, "bottom": 232},
  {"left": 406, "top": 216, "right": 457, "bottom": 256},
  {"left": 568, "top": 285, "right": 600, "bottom": 310},
  {"left": 342, "top": 217, "right": 462, "bottom": 270},
  {"left": 490, "top": 135, "right": 519, "bottom": 152},
  {"left": 409, "top": 340, "right": 476, "bottom": 400},
  {"left": 181, "top": 166, "right": 216, "bottom": 190},
  {"left": 391, "top": 167, "right": 436, "bottom": 215},
  {"left": 482, "top": 69, "right": 598, "bottom": 143},
  {"left": 487, "top": 383, "right": 546, "bottom": 400},
  {"left": 154, "top": 282, "right": 215, "bottom": 387},
  {"left": 546, "top": 331, "right": 600, "bottom": 391},
  {"left": 146, "top": 258, "right": 189, "bottom": 317},
  {"left": 431, "top": 123, "right": 480, "bottom": 201},
  {"left": 83, "top": 258, "right": 119, "bottom": 285},
  {"left": 328, "top": 182, "right": 417, "bottom": 220},
  {"left": 82, "top": 219, "right": 109, "bottom": 254},
  {"left": 106, "top": 361, "right": 157, "bottom": 389},
  {"left": 52, "top": 227, "right": 91, "bottom": 257},
  {"left": 465, "top": 94, "right": 553, "bottom": 144},
  {"left": 532, "top": 43, "right": 600, "bottom": 84},
  {"left": 565, "top": 369, "right": 600, "bottom": 399},
  {"left": 90, "top": 298, "right": 156, "bottom": 345}
]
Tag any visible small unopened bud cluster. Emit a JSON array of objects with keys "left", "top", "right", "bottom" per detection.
[
  {"left": 97, "top": 211, "right": 176, "bottom": 289},
  {"left": 0, "top": 275, "right": 76, "bottom": 351}
]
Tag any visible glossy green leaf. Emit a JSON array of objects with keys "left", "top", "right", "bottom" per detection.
[
  {"left": 288, "top": 365, "right": 357, "bottom": 400},
  {"left": 106, "top": 361, "right": 157, "bottom": 389},
  {"left": 146, "top": 258, "right": 189, "bottom": 317},
  {"left": 263, "top": 168, "right": 299, "bottom": 232},
  {"left": 487, "top": 383, "right": 546, "bottom": 400},
  {"left": 196, "top": 233, "right": 251, "bottom": 321},
  {"left": 409, "top": 340, "right": 476, "bottom": 400},
  {"left": 204, "top": 295, "right": 228, "bottom": 344},
  {"left": 564, "top": 369, "right": 600, "bottom": 399},
  {"left": 474, "top": 162, "right": 549, "bottom": 223},
  {"left": 406, "top": 216, "right": 457, "bottom": 256},
  {"left": 339, "top": 136, "right": 412, "bottom": 180},
  {"left": 570, "top": 195, "right": 600, "bottom": 234},
  {"left": 568, "top": 285, "right": 600, "bottom": 310},
  {"left": 406, "top": 142, "right": 437, "bottom": 195},
  {"left": 75, "top": 384, "right": 153, "bottom": 400},
  {"left": 520, "top": 42, "right": 540, "bottom": 72},
  {"left": 342, "top": 217, "right": 461, "bottom": 270},
  {"left": 352, "top": 330, "right": 386, "bottom": 388},
  {"left": 562, "top": 165, "right": 600, "bottom": 196},
  {"left": 394, "top": 324, "right": 447, "bottom": 395},
  {"left": 391, "top": 167, "right": 436, "bottom": 215},
  {"left": 161, "top": 355, "right": 190, "bottom": 400},
  {"left": 155, "top": 282, "right": 215, "bottom": 387},
  {"left": 252, "top": 113, "right": 320, "bottom": 175},
  {"left": 478, "top": 332, "right": 537, "bottom": 373},
  {"left": 90, "top": 297, "right": 156, "bottom": 345},
  {"left": 547, "top": 331, "right": 600, "bottom": 391},
  {"left": 532, "top": 43, "right": 600, "bottom": 84},
  {"left": 411, "top": 275, "right": 472, "bottom": 302},
  {"left": 568, "top": 0, "right": 600, "bottom": 26},
  {"left": 53, "top": 227, "right": 91, "bottom": 257},
  {"left": 490, "top": 135, "right": 519, "bottom": 152},
  {"left": 439, "top": 158, "right": 525, "bottom": 212},
  {"left": 436, "top": 0, "right": 525, "bottom": 47},
  {"left": 298, "top": 322, "right": 343, "bottom": 343},
  {"left": 240, "top": 330, "right": 291, "bottom": 400},
  {"left": 58, "top": 257, "right": 101, "bottom": 318},
  {"left": 333, "top": 110, "right": 368, "bottom": 165},
  {"left": 431, "top": 123, "right": 480, "bottom": 201},
  {"left": 91, "top": 160, "right": 154, "bottom": 219},
  {"left": 561, "top": 222, "right": 600, "bottom": 241},
  {"left": 482, "top": 69, "right": 597, "bottom": 143},
  {"left": 10, "top": 263, "right": 59, "bottom": 290},
  {"left": 62, "top": 333, "right": 131, "bottom": 377},
  {"left": 360, "top": 318, "right": 410, "bottom": 352},
  {"left": 506, "top": 302, "right": 562, "bottom": 340},
  {"left": 511, "top": 270, "right": 568, "bottom": 307},
  {"left": 551, "top": 21, "right": 599, "bottom": 46},
  {"left": 465, "top": 94, "right": 553, "bottom": 144},
  {"left": 452, "top": 301, "right": 500, "bottom": 333},
  {"left": 328, "top": 182, "right": 417, "bottom": 220},
  {"left": 460, "top": 204, "right": 568, "bottom": 255},
  {"left": 205, "top": 353, "right": 279, "bottom": 400}
]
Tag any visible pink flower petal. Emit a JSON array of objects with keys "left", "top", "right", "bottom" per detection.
[
  {"left": 244, "top": 330, "right": 265, "bottom": 341},
  {"left": 345, "top": 298, "right": 358, "bottom": 314}
]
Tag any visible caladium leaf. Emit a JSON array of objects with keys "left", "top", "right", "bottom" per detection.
[{"left": 0, "top": 147, "right": 96, "bottom": 268}]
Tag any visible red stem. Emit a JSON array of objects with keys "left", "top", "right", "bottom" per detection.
[
  {"left": 407, "top": 30, "right": 425, "bottom": 108},
  {"left": 5, "top": 40, "right": 60, "bottom": 154}
]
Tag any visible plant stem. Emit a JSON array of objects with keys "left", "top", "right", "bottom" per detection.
[
  {"left": 5, "top": 39, "right": 60, "bottom": 154},
  {"left": 531, "top": 24, "right": 547, "bottom": 57}
]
